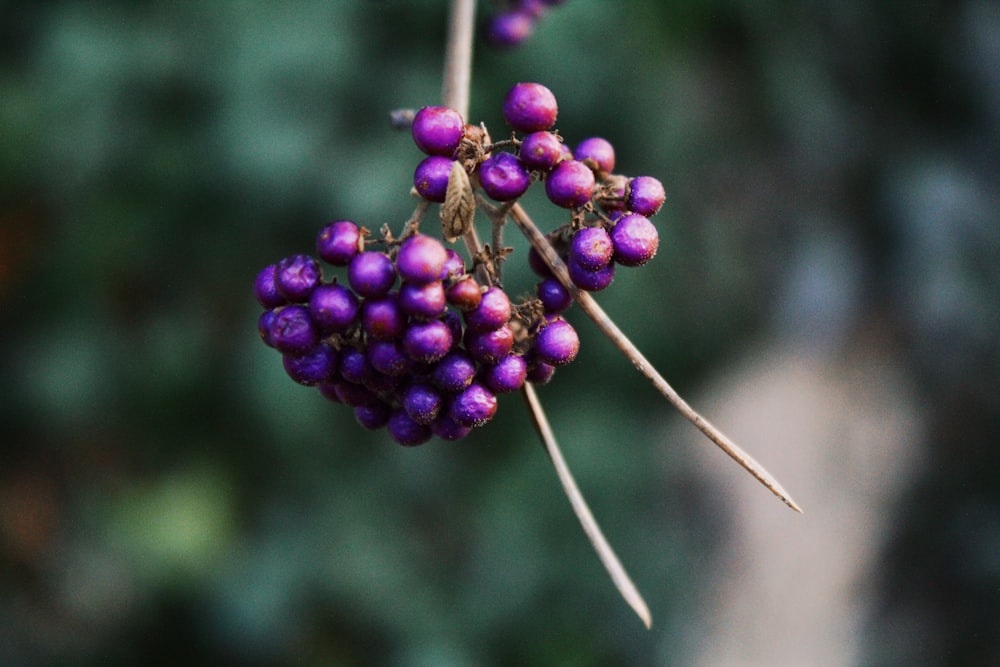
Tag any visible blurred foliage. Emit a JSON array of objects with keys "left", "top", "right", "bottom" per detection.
[{"left": 1, "top": 1, "right": 997, "bottom": 665}]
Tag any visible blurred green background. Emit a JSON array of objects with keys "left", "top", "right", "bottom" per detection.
[{"left": 2, "top": 1, "right": 998, "bottom": 665}]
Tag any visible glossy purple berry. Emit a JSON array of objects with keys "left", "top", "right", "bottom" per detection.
[
  {"left": 338, "top": 346, "right": 371, "bottom": 385},
  {"left": 464, "top": 323, "right": 514, "bottom": 364},
  {"left": 449, "top": 382, "right": 498, "bottom": 428},
  {"left": 354, "top": 401, "right": 391, "bottom": 430},
  {"left": 367, "top": 339, "right": 413, "bottom": 377},
  {"left": 440, "top": 249, "right": 466, "bottom": 281},
  {"left": 478, "top": 152, "right": 531, "bottom": 201},
  {"left": 526, "top": 357, "right": 556, "bottom": 384},
  {"left": 536, "top": 277, "right": 572, "bottom": 314},
  {"left": 610, "top": 213, "right": 659, "bottom": 267},
  {"left": 396, "top": 234, "right": 448, "bottom": 285},
  {"left": 403, "top": 320, "right": 453, "bottom": 363},
  {"left": 569, "top": 226, "right": 614, "bottom": 271},
  {"left": 282, "top": 343, "right": 337, "bottom": 386},
  {"left": 573, "top": 137, "right": 616, "bottom": 174},
  {"left": 544, "top": 159, "right": 595, "bottom": 208},
  {"left": 269, "top": 305, "right": 318, "bottom": 355},
  {"left": 316, "top": 220, "right": 361, "bottom": 266},
  {"left": 519, "top": 131, "right": 564, "bottom": 172},
  {"left": 332, "top": 380, "right": 379, "bottom": 408},
  {"left": 431, "top": 350, "right": 477, "bottom": 393},
  {"left": 361, "top": 294, "right": 405, "bottom": 341},
  {"left": 254, "top": 265, "right": 285, "bottom": 309},
  {"left": 626, "top": 176, "right": 666, "bottom": 217},
  {"left": 483, "top": 354, "right": 527, "bottom": 393},
  {"left": 275, "top": 254, "right": 322, "bottom": 303},
  {"left": 308, "top": 283, "right": 359, "bottom": 334},
  {"left": 431, "top": 414, "right": 472, "bottom": 441},
  {"left": 402, "top": 383, "right": 443, "bottom": 425},
  {"left": 258, "top": 310, "right": 277, "bottom": 347},
  {"left": 412, "top": 106, "right": 465, "bottom": 156},
  {"left": 399, "top": 280, "right": 446, "bottom": 320},
  {"left": 502, "top": 82, "right": 558, "bottom": 133},
  {"left": 413, "top": 156, "right": 454, "bottom": 203},
  {"left": 535, "top": 318, "right": 579, "bottom": 366},
  {"left": 388, "top": 409, "right": 432, "bottom": 447},
  {"left": 487, "top": 10, "right": 535, "bottom": 47},
  {"left": 348, "top": 251, "right": 396, "bottom": 298},
  {"left": 567, "top": 256, "right": 615, "bottom": 291},
  {"left": 446, "top": 277, "right": 482, "bottom": 311},
  {"left": 464, "top": 286, "right": 512, "bottom": 330}
]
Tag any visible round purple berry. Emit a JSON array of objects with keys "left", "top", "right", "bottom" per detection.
[
  {"left": 275, "top": 254, "right": 322, "bottom": 303},
  {"left": 399, "top": 280, "right": 446, "bottom": 320},
  {"left": 316, "top": 220, "right": 361, "bottom": 266},
  {"left": 573, "top": 137, "right": 616, "bottom": 174},
  {"left": 431, "top": 350, "right": 477, "bottom": 393},
  {"left": 441, "top": 249, "right": 466, "bottom": 282},
  {"left": 412, "top": 106, "right": 465, "bottom": 156},
  {"left": 348, "top": 251, "right": 396, "bottom": 298},
  {"left": 332, "top": 380, "right": 379, "bottom": 408},
  {"left": 519, "top": 131, "right": 564, "bottom": 172},
  {"left": 567, "top": 256, "right": 615, "bottom": 291},
  {"left": 464, "top": 323, "right": 514, "bottom": 364},
  {"left": 413, "top": 156, "right": 454, "bottom": 203},
  {"left": 403, "top": 320, "right": 454, "bottom": 363},
  {"left": 483, "top": 354, "right": 527, "bottom": 394},
  {"left": 478, "top": 152, "right": 531, "bottom": 201},
  {"left": 354, "top": 401, "right": 391, "bottom": 430},
  {"left": 254, "top": 265, "right": 285, "bottom": 309},
  {"left": 446, "top": 277, "right": 482, "bottom": 311},
  {"left": 610, "top": 213, "right": 659, "bottom": 267},
  {"left": 361, "top": 293, "right": 405, "bottom": 341},
  {"left": 536, "top": 277, "right": 573, "bottom": 314},
  {"left": 338, "top": 346, "right": 371, "bottom": 385},
  {"left": 449, "top": 382, "right": 498, "bottom": 428},
  {"left": 269, "top": 305, "right": 318, "bottom": 355},
  {"left": 367, "top": 339, "right": 413, "bottom": 377},
  {"left": 402, "top": 382, "right": 443, "bottom": 425},
  {"left": 487, "top": 10, "right": 535, "bottom": 47},
  {"left": 569, "top": 226, "right": 614, "bottom": 271},
  {"left": 626, "top": 176, "right": 666, "bottom": 217},
  {"left": 544, "top": 160, "right": 595, "bottom": 209},
  {"left": 526, "top": 357, "right": 556, "bottom": 384},
  {"left": 502, "top": 82, "right": 558, "bottom": 133},
  {"left": 258, "top": 309, "right": 277, "bottom": 347},
  {"left": 396, "top": 234, "right": 448, "bottom": 285},
  {"left": 282, "top": 343, "right": 338, "bottom": 386},
  {"left": 464, "top": 285, "right": 512, "bottom": 330},
  {"left": 430, "top": 414, "right": 472, "bottom": 441},
  {"left": 388, "top": 409, "right": 432, "bottom": 447},
  {"left": 308, "top": 283, "right": 360, "bottom": 334},
  {"left": 535, "top": 318, "right": 579, "bottom": 366}
]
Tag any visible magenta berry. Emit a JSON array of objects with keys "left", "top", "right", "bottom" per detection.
[
  {"left": 569, "top": 226, "right": 614, "bottom": 271},
  {"left": 464, "top": 323, "right": 515, "bottom": 364},
  {"left": 413, "top": 155, "right": 454, "bottom": 202},
  {"left": 519, "top": 131, "right": 564, "bottom": 171},
  {"left": 446, "top": 277, "right": 482, "bottom": 311},
  {"left": 275, "top": 254, "right": 322, "bottom": 302},
  {"left": 483, "top": 354, "right": 527, "bottom": 394},
  {"left": 487, "top": 10, "right": 535, "bottom": 47},
  {"left": 535, "top": 318, "right": 579, "bottom": 366},
  {"left": 411, "top": 106, "right": 465, "bottom": 156},
  {"left": 464, "top": 285, "right": 512, "bottom": 330},
  {"left": 399, "top": 280, "right": 447, "bottom": 320},
  {"left": 269, "top": 305, "right": 318, "bottom": 355},
  {"left": 626, "top": 176, "right": 666, "bottom": 216},
  {"left": 309, "top": 283, "right": 360, "bottom": 334},
  {"left": 396, "top": 234, "right": 448, "bottom": 284},
  {"left": 448, "top": 382, "right": 498, "bottom": 428},
  {"left": 478, "top": 152, "right": 531, "bottom": 201},
  {"left": 610, "top": 213, "right": 659, "bottom": 267},
  {"left": 361, "top": 294, "right": 405, "bottom": 340},
  {"left": 254, "top": 264, "right": 285, "bottom": 308},
  {"left": 403, "top": 320, "right": 453, "bottom": 363},
  {"left": 544, "top": 159, "right": 595, "bottom": 208},
  {"left": 502, "top": 82, "right": 558, "bottom": 133},
  {"left": 440, "top": 249, "right": 466, "bottom": 281},
  {"left": 316, "top": 220, "right": 361, "bottom": 266},
  {"left": 574, "top": 137, "right": 616, "bottom": 174},
  {"left": 348, "top": 251, "right": 396, "bottom": 298}
]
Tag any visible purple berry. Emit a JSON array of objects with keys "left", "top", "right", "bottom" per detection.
[
  {"left": 440, "top": 249, "right": 466, "bottom": 281},
  {"left": 411, "top": 106, "right": 465, "bottom": 156},
  {"left": 464, "top": 286, "right": 511, "bottom": 330},
  {"left": 610, "top": 213, "right": 659, "bottom": 267},
  {"left": 361, "top": 293, "right": 405, "bottom": 341},
  {"left": 275, "top": 254, "right": 322, "bottom": 303},
  {"left": 388, "top": 409, "right": 432, "bottom": 447},
  {"left": 483, "top": 354, "right": 527, "bottom": 393},
  {"left": 567, "top": 256, "right": 615, "bottom": 291},
  {"left": 526, "top": 357, "right": 556, "bottom": 384},
  {"left": 338, "top": 346, "right": 371, "bottom": 385},
  {"left": 348, "top": 251, "right": 396, "bottom": 298},
  {"left": 431, "top": 350, "right": 477, "bottom": 393},
  {"left": 449, "top": 382, "right": 498, "bottom": 428},
  {"left": 569, "top": 226, "right": 614, "bottom": 271},
  {"left": 402, "top": 382, "right": 443, "bottom": 425},
  {"left": 535, "top": 318, "right": 579, "bottom": 366},
  {"left": 403, "top": 320, "right": 454, "bottom": 363},
  {"left": 316, "top": 220, "right": 361, "bottom": 266},
  {"left": 317, "top": 382, "right": 342, "bottom": 403},
  {"left": 367, "top": 339, "right": 413, "bottom": 377},
  {"left": 464, "top": 323, "right": 514, "bottom": 364},
  {"left": 626, "top": 176, "right": 666, "bottom": 216},
  {"left": 399, "top": 280, "right": 446, "bottom": 320},
  {"left": 396, "top": 234, "right": 448, "bottom": 285},
  {"left": 502, "top": 82, "right": 558, "bottom": 133},
  {"left": 258, "top": 309, "right": 277, "bottom": 347},
  {"left": 544, "top": 159, "right": 595, "bottom": 208},
  {"left": 519, "top": 131, "right": 564, "bottom": 171},
  {"left": 478, "top": 152, "right": 531, "bottom": 201},
  {"left": 363, "top": 369, "right": 403, "bottom": 395},
  {"left": 269, "top": 305, "right": 318, "bottom": 355},
  {"left": 527, "top": 245, "right": 553, "bottom": 277},
  {"left": 354, "top": 401, "right": 391, "bottom": 430},
  {"left": 536, "top": 277, "right": 572, "bottom": 314},
  {"left": 254, "top": 265, "right": 285, "bottom": 308},
  {"left": 446, "top": 277, "right": 482, "bottom": 311},
  {"left": 487, "top": 10, "right": 535, "bottom": 47},
  {"left": 413, "top": 156, "right": 454, "bottom": 203},
  {"left": 308, "top": 283, "right": 360, "bottom": 334},
  {"left": 430, "top": 414, "right": 472, "bottom": 441},
  {"left": 573, "top": 137, "right": 616, "bottom": 174},
  {"left": 282, "top": 343, "right": 338, "bottom": 386},
  {"left": 332, "top": 380, "right": 379, "bottom": 408}
]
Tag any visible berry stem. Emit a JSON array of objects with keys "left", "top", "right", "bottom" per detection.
[
  {"left": 507, "top": 202, "right": 804, "bottom": 514},
  {"left": 441, "top": 0, "right": 475, "bottom": 118}
]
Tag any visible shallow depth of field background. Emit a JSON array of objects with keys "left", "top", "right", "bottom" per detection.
[{"left": 2, "top": 1, "right": 998, "bottom": 665}]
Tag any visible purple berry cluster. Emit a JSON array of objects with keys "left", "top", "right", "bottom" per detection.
[{"left": 486, "top": 0, "right": 567, "bottom": 48}]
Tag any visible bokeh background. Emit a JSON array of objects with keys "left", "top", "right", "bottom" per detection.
[{"left": 2, "top": 1, "right": 998, "bottom": 665}]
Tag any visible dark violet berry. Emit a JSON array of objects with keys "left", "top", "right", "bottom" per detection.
[
  {"left": 402, "top": 382, "right": 443, "bottom": 425},
  {"left": 403, "top": 320, "right": 453, "bottom": 363},
  {"left": 487, "top": 10, "right": 535, "bottom": 47},
  {"left": 527, "top": 245, "right": 553, "bottom": 277},
  {"left": 567, "top": 256, "right": 615, "bottom": 291},
  {"left": 348, "top": 251, "right": 396, "bottom": 298},
  {"left": 464, "top": 323, "right": 515, "bottom": 364},
  {"left": 440, "top": 249, "right": 466, "bottom": 281},
  {"left": 275, "top": 254, "right": 322, "bottom": 303},
  {"left": 338, "top": 346, "right": 371, "bottom": 385},
  {"left": 413, "top": 156, "right": 454, "bottom": 203},
  {"left": 367, "top": 339, "right": 413, "bottom": 377},
  {"left": 526, "top": 357, "right": 556, "bottom": 384},
  {"left": 449, "top": 382, "right": 498, "bottom": 428},
  {"left": 610, "top": 213, "right": 659, "bottom": 267},
  {"left": 536, "top": 277, "right": 573, "bottom": 314},
  {"left": 430, "top": 414, "right": 472, "bottom": 441},
  {"left": 502, "top": 82, "right": 558, "bottom": 133},
  {"left": 535, "top": 318, "right": 579, "bottom": 366},
  {"left": 441, "top": 309, "right": 464, "bottom": 346},
  {"left": 569, "top": 226, "right": 614, "bottom": 271},
  {"left": 412, "top": 106, "right": 465, "bottom": 156},
  {"left": 363, "top": 369, "right": 403, "bottom": 395},
  {"left": 544, "top": 159, "right": 595, "bottom": 209},
  {"left": 431, "top": 350, "right": 477, "bottom": 393},
  {"left": 446, "top": 276, "right": 482, "bottom": 311},
  {"left": 519, "top": 131, "right": 564, "bottom": 172},
  {"left": 332, "top": 380, "right": 379, "bottom": 408},
  {"left": 258, "top": 309, "right": 277, "bottom": 347},
  {"left": 478, "top": 152, "right": 531, "bottom": 201},
  {"left": 269, "top": 305, "right": 318, "bottom": 355},
  {"left": 483, "top": 354, "right": 527, "bottom": 393},
  {"left": 399, "top": 280, "right": 446, "bottom": 320},
  {"left": 254, "top": 265, "right": 285, "bottom": 309},
  {"left": 396, "top": 234, "right": 448, "bottom": 285},
  {"left": 282, "top": 343, "right": 338, "bottom": 386},
  {"left": 464, "top": 286, "right": 512, "bottom": 330},
  {"left": 316, "top": 220, "right": 360, "bottom": 266},
  {"left": 361, "top": 294, "right": 405, "bottom": 340},
  {"left": 626, "top": 176, "right": 666, "bottom": 217},
  {"left": 317, "top": 382, "right": 342, "bottom": 403},
  {"left": 354, "top": 401, "right": 391, "bottom": 430},
  {"left": 388, "top": 409, "right": 432, "bottom": 447},
  {"left": 308, "top": 283, "right": 360, "bottom": 334},
  {"left": 573, "top": 137, "right": 616, "bottom": 175}
]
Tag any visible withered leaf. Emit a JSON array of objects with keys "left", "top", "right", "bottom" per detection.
[{"left": 441, "top": 161, "right": 475, "bottom": 242}]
